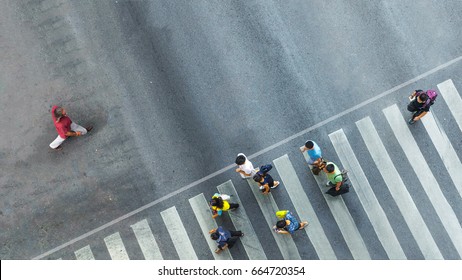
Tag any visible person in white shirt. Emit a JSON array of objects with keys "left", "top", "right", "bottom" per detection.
[{"left": 235, "top": 153, "right": 258, "bottom": 179}]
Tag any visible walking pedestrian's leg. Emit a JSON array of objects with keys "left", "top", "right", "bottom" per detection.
[
  {"left": 229, "top": 203, "right": 239, "bottom": 210},
  {"left": 49, "top": 135, "right": 66, "bottom": 149},
  {"left": 229, "top": 230, "right": 244, "bottom": 237},
  {"left": 71, "top": 122, "right": 88, "bottom": 135}
]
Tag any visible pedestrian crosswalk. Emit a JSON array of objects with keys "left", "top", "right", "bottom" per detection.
[{"left": 53, "top": 79, "right": 462, "bottom": 260}]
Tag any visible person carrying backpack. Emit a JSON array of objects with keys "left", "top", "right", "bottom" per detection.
[
  {"left": 273, "top": 210, "right": 308, "bottom": 235},
  {"left": 407, "top": 89, "right": 438, "bottom": 125},
  {"left": 209, "top": 193, "right": 239, "bottom": 218},
  {"left": 253, "top": 164, "right": 280, "bottom": 194}
]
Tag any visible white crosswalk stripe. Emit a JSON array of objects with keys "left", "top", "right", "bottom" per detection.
[
  {"left": 438, "top": 79, "right": 462, "bottom": 133},
  {"left": 217, "top": 180, "right": 267, "bottom": 260},
  {"left": 329, "top": 129, "right": 407, "bottom": 260},
  {"left": 273, "top": 154, "right": 337, "bottom": 260},
  {"left": 422, "top": 111, "right": 462, "bottom": 198},
  {"left": 302, "top": 151, "right": 371, "bottom": 259},
  {"left": 130, "top": 219, "right": 163, "bottom": 260},
  {"left": 384, "top": 104, "right": 462, "bottom": 258},
  {"left": 246, "top": 179, "right": 302, "bottom": 260},
  {"left": 160, "top": 206, "right": 198, "bottom": 260},
  {"left": 356, "top": 116, "right": 443, "bottom": 259},
  {"left": 74, "top": 245, "right": 95, "bottom": 260},
  {"left": 189, "top": 193, "right": 233, "bottom": 260},
  {"left": 103, "top": 232, "right": 129, "bottom": 260}
]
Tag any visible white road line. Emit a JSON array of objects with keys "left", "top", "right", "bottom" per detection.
[
  {"left": 273, "top": 155, "right": 337, "bottom": 260},
  {"left": 302, "top": 152, "right": 371, "bottom": 260},
  {"left": 217, "top": 180, "right": 267, "bottom": 260},
  {"left": 246, "top": 179, "right": 301, "bottom": 260},
  {"left": 130, "top": 219, "right": 163, "bottom": 260},
  {"left": 421, "top": 112, "right": 462, "bottom": 198},
  {"left": 74, "top": 245, "right": 95, "bottom": 260},
  {"left": 160, "top": 206, "right": 198, "bottom": 260},
  {"left": 103, "top": 232, "right": 129, "bottom": 260},
  {"left": 189, "top": 193, "right": 232, "bottom": 260},
  {"left": 329, "top": 129, "right": 407, "bottom": 260},
  {"left": 33, "top": 56, "right": 462, "bottom": 260},
  {"left": 438, "top": 79, "right": 462, "bottom": 133},
  {"left": 356, "top": 116, "right": 443, "bottom": 259},
  {"left": 384, "top": 104, "right": 462, "bottom": 258}
]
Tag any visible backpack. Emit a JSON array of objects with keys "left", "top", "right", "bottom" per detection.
[
  {"left": 276, "top": 210, "right": 289, "bottom": 219},
  {"left": 259, "top": 164, "right": 273, "bottom": 174},
  {"left": 416, "top": 89, "right": 438, "bottom": 108}
]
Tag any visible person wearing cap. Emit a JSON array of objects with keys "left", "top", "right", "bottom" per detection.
[
  {"left": 273, "top": 210, "right": 308, "bottom": 235},
  {"left": 49, "top": 105, "right": 92, "bottom": 150}
]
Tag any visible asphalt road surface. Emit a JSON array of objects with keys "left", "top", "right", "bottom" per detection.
[{"left": 1, "top": 0, "right": 461, "bottom": 260}]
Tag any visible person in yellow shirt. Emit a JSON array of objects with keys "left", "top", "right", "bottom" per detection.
[{"left": 210, "top": 193, "right": 239, "bottom": 218}]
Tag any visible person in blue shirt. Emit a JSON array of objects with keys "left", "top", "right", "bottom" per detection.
[
  {"left": 274, "top": 211, "right": 308, "bottom": 235},
  {"left": 300, "top": 140, "right": 322, "bottom": 165},
  {"left": 209, "top": 226, "right": 244, "bottom": 254}
]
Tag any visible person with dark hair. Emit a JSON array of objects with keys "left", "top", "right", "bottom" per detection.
[
  {"left": 407, "top": 89, "right": 436, "bottom": 124},
  {"left": 209, "top": 226, "right": 244, "bottom": 254},
  {"left": 253, "top": 171, "right": 279, "bottom": 194},
  {"left": 273, "top": 210, "right": 308, "bottom": 235},
  {"left": 209, "top": 193, "right": 239, "bottom": 219},
  {"left": 235, "top": 153, "right": 258, "bottom": 179},
  {"left": 300, "top": 140, "right": 322, "bottom": 165},
  {"left": 323, "top": 162, "right": 343, "bottom": 190},
  {"left": 300, "top": 139, "right": 324, "bottom": 175},
  {"left": 49, "top": 105, "right": 93, "bottom": 150}
]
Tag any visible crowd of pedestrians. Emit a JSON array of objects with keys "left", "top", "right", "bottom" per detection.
[{"left": 49, "top": 87, "right": 438, "bottom": 254}]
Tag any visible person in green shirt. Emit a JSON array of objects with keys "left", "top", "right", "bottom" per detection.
[{"left": 324, "top": 162, "right": 343, "bottom": 191}]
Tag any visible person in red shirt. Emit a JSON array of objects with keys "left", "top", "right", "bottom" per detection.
[{"left": 49, "top": 105, "right": 92, "bottom": 150}]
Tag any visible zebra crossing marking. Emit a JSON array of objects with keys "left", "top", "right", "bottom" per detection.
[
  {"left": 246, "top": 179, "right": 302, "bottom": 260},
  {"left": 217, "top": 180, "right": 268, "bottom": 260},
  {"left": 103, "top": 232, "right": 129, "bottom": 260},
  {"left": 160, "top": 206, "right": 198, "bottom": 260},
  {"left": 384, "top": 104, "right": 462, "bottom": 258},
  {"left": 329, "top": 129, "right": 407, "bottom": 260},
  {"left": 421, "top": 112, "right": 462, "bottom": 198},
  {"left": 74, "top": 245, "right": 95, "bottom": 260},
  {"left": 189, "top": 193, "right": 233, "bottom": 260},
  {"left": 438, "top": 79, "right": 462, "bottom": 133},
  {"left": 302, "top": 152, "right": 371, "bottom": 260},
  {"left": 273, "top": 154, "right": 337, "bottom": 260},
  {"left": 356, "top": 116, "right": 443, "bottom": 259},
  {"left": 130, "top": 219, "right": 163, "bottom": 260}
]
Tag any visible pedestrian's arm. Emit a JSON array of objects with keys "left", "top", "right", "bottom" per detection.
[
  {"left": 413, "top": 111, "right": 428, "bottom": 121},
  {"left": 215, "top": 244, "right": 228, "bottom": 254},
  {"left": 208, "top": 228, "right": 217, "bottom": 234},
  {"left": 277, "top": 229, "right": 290, "bottom": 235},
  {"left": 335, "top": 181, "right": 342, "bottom": 191},
  {"left": 65, "top": 131, "right": 81, "bottom": 137}
]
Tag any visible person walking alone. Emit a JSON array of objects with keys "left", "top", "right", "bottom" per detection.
[
  {"left": 49, "top": 105, "right": 92, "bottom": 150},
  {"left": 407, "top": 89, "right": 438, "bottom": 125},
  {"left": 300, "top": 140, "right": 324, "bottom": 175}
]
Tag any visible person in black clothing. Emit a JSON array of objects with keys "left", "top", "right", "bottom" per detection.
[{"left": 407, "top": 90, "right": 432, "bottom": 124}]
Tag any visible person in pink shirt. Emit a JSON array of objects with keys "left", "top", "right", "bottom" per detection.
[{"left": 49, "top": 105, "right": 92, "bottom": 150}]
